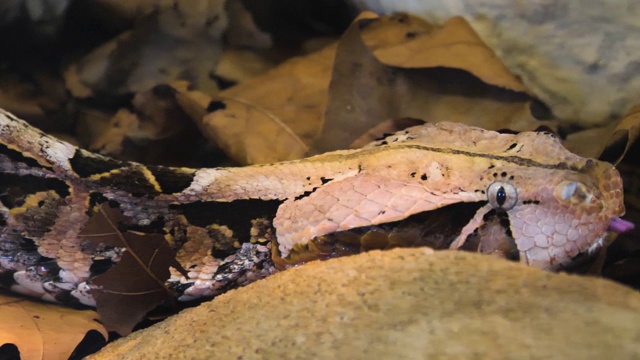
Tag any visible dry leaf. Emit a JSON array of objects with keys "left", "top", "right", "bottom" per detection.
[
  {"left": 562, "top": 104, "right": 640, "bottom": 160},
  {"left": 200, "top": 12, "right": 551, "bottom": 164},
  {"left": 312, "top": 13, "right": 550, "bottom": 153},
  {"left": 369, "top": 16, "right": 529, "bottom": 93},
  {"left": 198, "top": 39, "right": 336, "bottom": 163},
  {"left": 89, "top": 83, "right": 221, "bottom": 167},
  {"left": 216, "top": 48, "right": 278, "bottom": 84},
  {"left": 89, "top": 231, "right": 182, "bottom": 336},
  {"left": 0, "top": 292, "right": 107, "bottom": 359},
  {"left": 314, "top": 13, "right": 422, "bottom": 153},
  {"left": 598, "top": 104, "right": 640, "bottom": 165},
  {"left": 78, "top": 204, "right": 128, "bottom": 248},
  {"left": 173, "top": 83, "right": 213, "bottom": 121},
  {"left": 562, "top": 124, "right": 618, "bottom": 159},
  {"left": 0, "top": 71, "right": 69, "bottom": 131},
  {"left": 80, "top": 204, "right": 187, "bottom": 335},
  {"left": 199, "top": 39, "right": 336, "bottom": 163},
  {"left": 89, "top": 109, "right": 140, "bottom": 156},
  {"left": 200, "top": 97, "right": 310, "bottom": 164}
]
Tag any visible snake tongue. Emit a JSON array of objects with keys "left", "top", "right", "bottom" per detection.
[{"left": 608, "top": 217, "right": 635, "bottom": 234}]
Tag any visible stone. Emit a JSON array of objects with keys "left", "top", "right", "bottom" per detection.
[{"left": 90, "top": 248, "right": 640, "bottom": 359}]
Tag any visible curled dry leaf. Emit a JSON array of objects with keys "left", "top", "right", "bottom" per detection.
[
  {"left": 369, "top": 16, "right": 529, "bottom": 94},
  {"left": 313, "top": 12, "right": 551, "bottom": 153},
  {"left": 0, "top": 292, "right": 107, "bottom": 359},
  {"left": 199, "top": 40, "right": 336, "bottom": 163},
  {"left": 201, "top": 97, "right": 309, "bottom": 164},
  {"left": 598, "top": 104, "right": 640, "bottom": 165},
  {"left": 173, "top": 82, "right": 310, "bottom": 165},
  {"left": 563, "top": 104, "right": 640, "bottom": 160}
]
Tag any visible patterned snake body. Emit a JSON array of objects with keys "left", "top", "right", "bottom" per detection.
[{"left": 0, "top": 109, "right": 625, "bottom": 305}]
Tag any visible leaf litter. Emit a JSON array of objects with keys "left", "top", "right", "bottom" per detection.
[{"left": 1, "top": 6, "right": 640, "bottom": 357}]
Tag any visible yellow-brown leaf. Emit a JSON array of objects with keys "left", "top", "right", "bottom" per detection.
[{"left": 0, "top": 292, "right": 107, "bottom": 359}]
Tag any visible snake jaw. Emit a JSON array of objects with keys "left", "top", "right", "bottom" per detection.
[{"left": 449, "top": 203, "right": 493, "bottom": 250}]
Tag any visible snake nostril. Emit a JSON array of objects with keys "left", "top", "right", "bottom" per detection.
[
  {"left": 558, "top": 181, "right": 596, "bottom": 205},
  {"left": 560, "top": 181, "right": 578, "bottom": 200}
]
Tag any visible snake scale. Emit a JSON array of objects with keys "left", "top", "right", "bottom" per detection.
[{"left": 0, "top": 108, "right": 625, "bottom": 306}]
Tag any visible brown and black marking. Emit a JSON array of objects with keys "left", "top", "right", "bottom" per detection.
[
  {"left": 0, "top": 142, "right": 54, "bottom": 171},
  {"left": 171, "top": 199, "right": 282, "bottom": 243},
  {"left": 147, "top": 165, "right": 196, "bottom": 194},
  {"left": 69, "top": 149, "right": 124, "bottom": 178}
]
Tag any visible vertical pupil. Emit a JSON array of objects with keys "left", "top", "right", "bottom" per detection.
[{"left": 496, "top": 186, "right": 506, "bottom": 206}]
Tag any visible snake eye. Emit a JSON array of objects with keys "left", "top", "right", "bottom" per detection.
[{"left": 487, "top": 181, "right": 518, "bottom": 211}]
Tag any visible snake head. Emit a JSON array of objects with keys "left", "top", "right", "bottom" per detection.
[{"left": 496, "top": 159, "right": 626, "bottom": 269}]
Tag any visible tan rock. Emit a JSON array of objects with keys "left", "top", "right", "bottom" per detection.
[{"left": 90, "top": 249, "right": 640, "bottom": 359}]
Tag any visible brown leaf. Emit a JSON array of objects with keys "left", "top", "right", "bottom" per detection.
[
  {"left": 82, "top": 204, "right": 187, "bottom": 335},
  {"left": 311, "top": 12, "right": 401, "bottom": 153},
  {"left": 90, "top": 232, "right": 183, "bottom": 335},
  {"left": 369, "top": 16, "right": 529, "bottom": 93},
  {"left": 173, "top": 82, "right": 213, "bottom": 122},
  {"left": 0, "top": 292, "right": 107, "bottom": 359},
  {"left": 562, "top": 104, "right": 640, "bottom": 160},
  {"left": 563, "top": 124, "right": 618, "bottom": 159},
  {"left": 598, "top": 104, "right": 640, "bottom": 165},
  {"left": 198, "top": 43, "right": 336, "bottom": 164},
  {"left": 216, "top": 48, "right": 278, "bottom": 84},
  {"left": 88, "top": 109, "right": 140, "bottom": 156},
  {"left": 192, "top": 12, "right": 553, "bottom": 163},
  {"left": 79, "top": 204, "right": 128, "bottom": 248},
  {"left": 312, "top": 13, "right": 549, "bottom": 153},
  {"left": 200, "top": 97, "right": 309, "bottom": 164}
]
